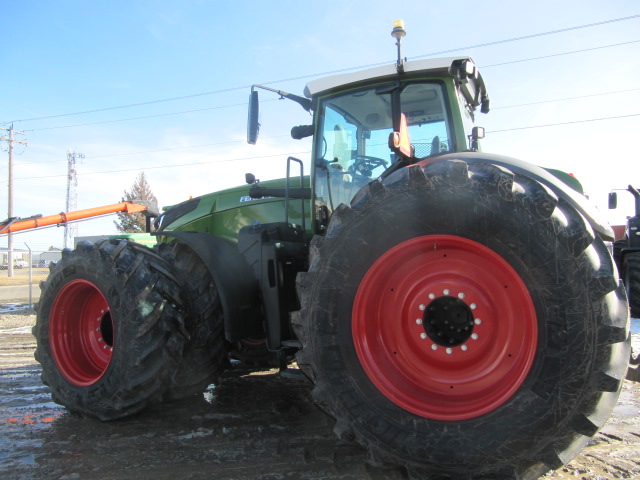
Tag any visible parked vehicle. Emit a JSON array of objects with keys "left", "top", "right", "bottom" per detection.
[{"left": 609, "top": 185, "right": 640, "bottom": 316}]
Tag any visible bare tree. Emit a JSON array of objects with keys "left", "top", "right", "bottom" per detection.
[{"left": 114, "top": 172, "right": 158, "bottom": 233}]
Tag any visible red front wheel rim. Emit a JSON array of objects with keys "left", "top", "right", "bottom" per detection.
[
  {"left": 352, "top": 235, "right": 537, "bottom": 421},
  {"left": 49, "top": 279, "right": 114, "bottom": 386}
]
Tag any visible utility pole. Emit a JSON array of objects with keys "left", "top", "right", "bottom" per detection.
[
  {"left": 65, "top": 151, "right": 84, "bottom": 249},
  {"left": 0, "top": 124, "right": 27, "bottom": 277}
]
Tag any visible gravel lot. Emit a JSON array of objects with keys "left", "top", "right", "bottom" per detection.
[{"left": 1, "top": 310, "right": 638, "bottom": 480}]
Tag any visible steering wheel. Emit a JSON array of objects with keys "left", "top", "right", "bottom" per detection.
[{"left": 348, "top": 155, "right": 388, "bottom": 178}]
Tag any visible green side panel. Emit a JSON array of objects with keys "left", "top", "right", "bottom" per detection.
[{"left": 161, "top": 177, "right": 312, "bottom": 244}]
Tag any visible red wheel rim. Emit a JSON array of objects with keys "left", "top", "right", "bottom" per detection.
[
  {"left": 352, "top": 235, "right": 537, "bottom": 420},
  {"left": 50, "top": 279, "right": 114, "bottom": 386}
]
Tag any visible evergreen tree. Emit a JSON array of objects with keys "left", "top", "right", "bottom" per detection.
[{"left": 114, "top": 172, "right": 158, "bottom": 233}]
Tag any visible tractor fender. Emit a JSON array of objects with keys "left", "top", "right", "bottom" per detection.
[
  {"left": 420, "top": 152, "right": 615, "bottom": 241},
  {"left": 155, "top": 231, "right": 262, "bottom": 342}
]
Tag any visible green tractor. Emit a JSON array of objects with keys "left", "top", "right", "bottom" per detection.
[{"left": 34, "top": 22, "right": 630, "bottom": 479}]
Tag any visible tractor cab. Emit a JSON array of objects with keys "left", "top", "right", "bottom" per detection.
[
  {"left": 304, "top": 56, "right": 489, "bottom": 224},
  {"left": 248, "top": 55, "right": 490, "bottom": 231}
]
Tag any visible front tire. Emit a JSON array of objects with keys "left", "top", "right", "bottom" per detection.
[
  {"left": 34, "top": 239, "right": 187, "bottom": 420},
  {"left": 293, "top": 159, "right": 630, "bottom": 479}
]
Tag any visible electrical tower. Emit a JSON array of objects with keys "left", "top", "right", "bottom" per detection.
[{"left": 64, "top": 151, "right": 84, "bottom": 249}]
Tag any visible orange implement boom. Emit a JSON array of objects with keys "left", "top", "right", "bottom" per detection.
[{"left": 0, "top": 202, "right": 150, "bottom": 234}]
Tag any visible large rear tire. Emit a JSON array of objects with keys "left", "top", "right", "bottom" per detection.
[
  {"left": 34, "top": 239, "right": 187, "bottom": 420},
  {"left": 292, "top": 160, "right": 630, "bottom": 479}
]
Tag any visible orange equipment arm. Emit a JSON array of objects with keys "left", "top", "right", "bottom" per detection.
[{"left": 0, "top": 202, "right": 149, "bottom": 234}]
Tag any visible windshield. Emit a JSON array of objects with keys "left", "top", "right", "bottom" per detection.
[{"left": 314, "top": 81, "right": 451, "bottom": 210}]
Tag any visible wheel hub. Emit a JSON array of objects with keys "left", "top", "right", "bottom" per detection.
[{"left": 423, "top": 296, "right": 474, "bottom": 347}]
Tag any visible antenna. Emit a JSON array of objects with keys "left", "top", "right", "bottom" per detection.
[{"left": 391, "top": 19, "right": 407, "bottom": 74}]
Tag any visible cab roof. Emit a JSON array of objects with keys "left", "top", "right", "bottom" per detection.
[{"left": 303, "top": 56, "right": 471, "bottom": 98}]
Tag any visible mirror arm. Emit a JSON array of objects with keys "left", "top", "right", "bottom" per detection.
[{"left": 252, "top": 84, "right": 312, "bottom": 112}]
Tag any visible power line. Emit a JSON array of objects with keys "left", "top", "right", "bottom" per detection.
[
  {"left": 13, "top": 150, "right": 312, "bottom": 182},
  {"left": 22, "top": 97, "right": 283, "bottom": 132},
  {"left": 491, "top": 88, "right": 640, "bottom": 109},
  {"left": 22, "top": 103, "right": 248, "bottom": 132},
  {"left": 411, "top": 14, "right": 640, "bottom": 60},
  {"left": 13, "top": 85, "right": 639, "bottom": 168},
  {"left": 12, "top": 134, "right": 293, "bottom": 167},
  {"left": 16, "top": 39, "right": 640, "bottom": 134},
  {"left": 4, "top": 14, "right": 638, "bottom": 125},
  {"left": 482, "top": 39, "right": 640, "bottom": 68},
  {"left": 10, "top": 111, "right": 640, "bottom": 181},
  {"left": 487, "top": 113, "right": 640, "bottom": 133},
  {"left": 4, "top": 87, "right": 253, "bottom": 124},
  {"left": 21, "top": 97, "right": 285, "bottom": 133}
]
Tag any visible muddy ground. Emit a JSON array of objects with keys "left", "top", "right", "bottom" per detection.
[{"left": 1, "top": 310, "right": 639, "bottom": 480}]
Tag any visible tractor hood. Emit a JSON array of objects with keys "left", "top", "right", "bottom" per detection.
[{"left": 157, "top": 177, "right": 310, "bottom": 240}]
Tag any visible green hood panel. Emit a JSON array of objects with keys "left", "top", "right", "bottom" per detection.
[{"left": 159, "top": 177, "right": 311, "bottom": 243}]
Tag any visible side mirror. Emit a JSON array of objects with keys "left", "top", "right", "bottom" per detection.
[
  {"left": 472, "top": 126, "right": 485, "bottom": 139},
  {"left": 247, "top": 90, "right": 260, "bottom": 145},
  {"left": 608, "top": 192, "right": 618, "bottom": 209},
  {"left": 468, "top": 126, "right": 485, "bottom": 151},
  {"left": 245, "top": 173, "right": 257, "bottom": 185}
]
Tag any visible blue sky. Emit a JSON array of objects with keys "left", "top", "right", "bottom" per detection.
[{"left": 1, "top": 0, "right": 639, "bottom": 251}]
